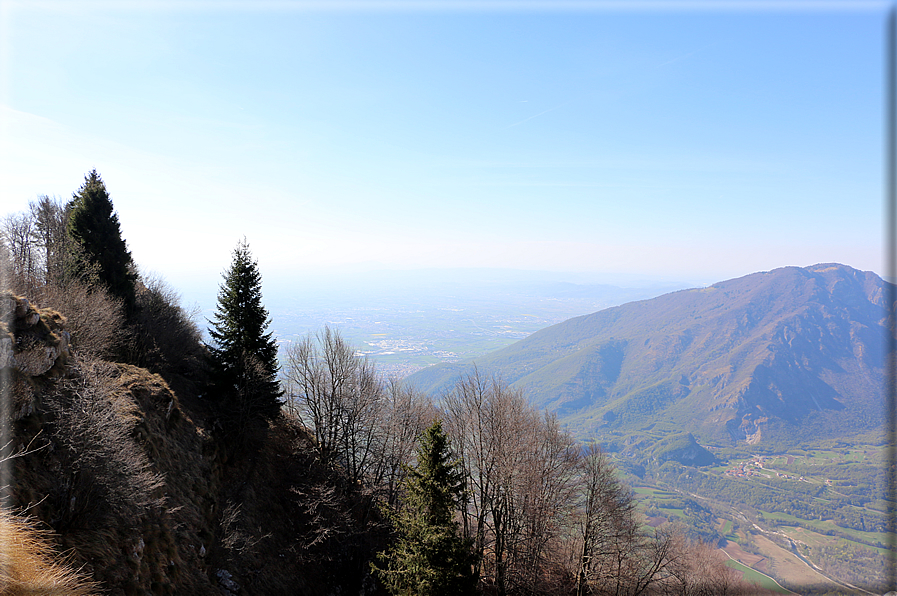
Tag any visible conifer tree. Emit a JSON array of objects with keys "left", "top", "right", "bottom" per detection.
[
  {"left": 372, "top": 420, "right": 475, "bottom": 596},
  {"left": 207, "top": 239, "right": 282, "bottom": 420},
  {"left": 66, "top": 170, "right": 137, "bottom": 312}
]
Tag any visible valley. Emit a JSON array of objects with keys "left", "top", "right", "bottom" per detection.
[{"left": 618, "top": 436, "right": 891, "bottom": 594}]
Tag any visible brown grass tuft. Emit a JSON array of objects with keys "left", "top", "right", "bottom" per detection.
[{"left": 0, "top": 508, "right": 98, "bottom": 595}]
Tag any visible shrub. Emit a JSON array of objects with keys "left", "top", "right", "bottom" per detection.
[
  {"left": 126, "top": 272, "right": 208, "bottom": 397},
  {"left": 44, "top": 358, "right": 164, "bottom": 533}
]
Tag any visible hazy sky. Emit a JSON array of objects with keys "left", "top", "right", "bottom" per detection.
[{"left": 0, "top": 1, "right": 888, "bottom": 294}]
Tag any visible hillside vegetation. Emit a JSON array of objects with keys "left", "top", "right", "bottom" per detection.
[{"left": 1, "top": 291, "right": 384, "bottom": 595}]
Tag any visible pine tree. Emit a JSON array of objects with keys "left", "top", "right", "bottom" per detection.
[
  {"left": 207, "top": 239, "right": 282, "bottom": 420},
  {"left": 66, "top": 170, "right": 137, "bottom": 312},
  {"left": 372, "top": 420, "right": 476, "bottom": 596}
]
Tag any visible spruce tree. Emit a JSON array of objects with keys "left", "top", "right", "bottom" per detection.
[
  {"left": 207, "top": 239, "right": 282, "bottom": 420},
  {"left": 372, "top": 420, "right": 476, "bottom": 596},
  {"left": 66, "top": 170, "right": 137, "bottom": 312}
]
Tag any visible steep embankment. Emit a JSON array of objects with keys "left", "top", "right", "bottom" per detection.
[
  {"left": 409, "top": 264, "right": 891, "bottom": 446},
  {"left": 2, "top": 292, "right": 381, "bottom": 595}
]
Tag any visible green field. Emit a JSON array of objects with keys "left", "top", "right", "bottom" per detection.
[
  {"left": 658, "top": 507, "right": 687, "bottom": 519},
  {"left": 763, "top": 511, "right": 891, "bottom": 546},
  {"left": 724, "top": 559, "right": 792, "bottom": 594}
]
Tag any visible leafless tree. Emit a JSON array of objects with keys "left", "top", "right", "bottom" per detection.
[
  {"left": 443, "top": 371, "right": 581, "bottom": 595},
  {"left": 657, "top": 534, "right": 759, "bottom": 596},
  {"left": 442, "top": 369, "right": 501, "bottom": 585},
  {"left": 29, "top": 195, "right": 71, "bottom": 287},
  {"left": 575, "top": 443, "right": 623, "bottom": 596},
  {"left": 510, "top": 412, "right": 580, "bottom": 592},
  {"left": 1, "top": 196, "right": 71, "bottom": 296},
  {"left": 366, "top": 377, "right": 435, "bottom": 506},
  {"left": 282, "top": 326, "right": 384, "bottom": 484},
  {"left": 573, "top": 442, "right": 678, "bottom": 596},
  {"left": 1, "top": 210, "right": 38, "bottom": 295}
]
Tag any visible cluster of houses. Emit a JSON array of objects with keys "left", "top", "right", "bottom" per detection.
[
  {"left": 724, "top": 455, "right": 817, "bottom": 484},
  {"left": 724, "top": 455, "right": 775, "bottom": 479}
]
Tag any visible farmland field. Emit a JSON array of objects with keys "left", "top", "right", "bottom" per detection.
[{"left": 623, "top": 441, "right": 894, "bottom": 594}]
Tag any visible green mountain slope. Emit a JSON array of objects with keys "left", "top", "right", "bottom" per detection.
[{"left": 408, "top": 264, "right": 891, "bottom": 446}]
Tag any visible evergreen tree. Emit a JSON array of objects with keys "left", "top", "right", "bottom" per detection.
[
  {"left": 66, "top": 170, "right": 137, "bottom": 312},
  {"left": 207, "top": 239, "right": 282, "bottom": 420},
  {"left": 372, "top": 420, "right": 476, "bottom": 596}
]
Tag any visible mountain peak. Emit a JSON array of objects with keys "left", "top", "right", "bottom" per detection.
[{"left": 409, "top": 264, "right": 890, "bottom": 447}]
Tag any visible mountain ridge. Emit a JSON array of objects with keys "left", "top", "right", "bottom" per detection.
[{"left": 407, "top": 263, "right": 891, "bottom": 446}]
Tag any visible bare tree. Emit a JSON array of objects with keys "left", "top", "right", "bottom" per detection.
[
  {"left": 511, "top": 412, "right": 580, "bottom": 592},
  {"left": 575, "top": 443, "right": 624, "bottom": 596},
  {"left": 573, "top": 442, "right": 677, "bottom": 596},
  {"left": 366, "top": 378, "right": 435, "bottom": 506},
  {"left": 29, "top": 195, "right": 70, "bottom": 287},
  {"left": 658, "top": 533, "right": 761, "bottom": 596},
  {"left": 443, "top": 371, "right": 581, "bottom": 595},
  {"left": 2, "top": 196, "right": 71, "bottom": 296},
  {"left": 1, "top": 210, "right": 38, "bottom": 295},
  {"left": 282, "top": 326, "right": 383, "bottom": 484},
  {"left": 442, "top": 369, "right": 501, "bottom": 586}
]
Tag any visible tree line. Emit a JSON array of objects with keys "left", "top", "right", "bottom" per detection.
[{"left": 1, "top": 171, "right": 768, "bottom": 595}]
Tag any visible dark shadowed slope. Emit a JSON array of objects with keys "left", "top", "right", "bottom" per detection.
[{"left": 408, "top": 264, "right": 891, "bottom": 446}]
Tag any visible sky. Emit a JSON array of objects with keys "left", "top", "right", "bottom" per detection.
[{"left": 0, "top": 0, "right": 889, "bottom": 298}]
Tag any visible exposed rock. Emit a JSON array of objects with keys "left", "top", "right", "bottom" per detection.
[
  {"left": 0, "top": 336, "right": 13, "bottom": 369},
  {"left": 0, "top": 292, "right": 70, "bottom": 380},
  {"left": 216, "top": 569, "right": 240, "bottom": 594}
]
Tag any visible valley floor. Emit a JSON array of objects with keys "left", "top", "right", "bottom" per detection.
[{"left": 627, "top": 440, "right": 894, "bottom": 595}]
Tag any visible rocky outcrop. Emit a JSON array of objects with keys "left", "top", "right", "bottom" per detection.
[
  {"left": 1, "top": 291, "right": 70, "bottom": 379},
  {"left": 1, "top": 292, "right": 71, "bottom": 421}
]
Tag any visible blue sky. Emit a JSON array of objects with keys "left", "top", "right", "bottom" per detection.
[{"left": 0, "top": 1, "right": 888, "bottom": 295}]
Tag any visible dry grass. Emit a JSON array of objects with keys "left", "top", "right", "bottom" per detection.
[
  {"left": 9, "top": 360, "right": 224, "bottom": 595},
  {"left": 0, "top": 508, "right": 98, "bottom": 596}
]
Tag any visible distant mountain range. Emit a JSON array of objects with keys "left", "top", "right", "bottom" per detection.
[{"left": 408, "top": 264, "right": 892, "bottom": 447}]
